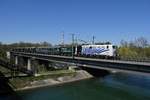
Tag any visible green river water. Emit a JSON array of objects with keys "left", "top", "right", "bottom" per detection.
[{"left": 1, "top": 72, "right": 150, "bottom": 100}]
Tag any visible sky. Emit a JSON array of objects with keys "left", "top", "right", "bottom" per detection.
[{"left": 0, "top": 0, "right": 150, "bottom": 45}]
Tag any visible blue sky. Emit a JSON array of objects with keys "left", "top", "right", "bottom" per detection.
[{"left": 0, "top": 0, "right": 150, "bottom": 45}]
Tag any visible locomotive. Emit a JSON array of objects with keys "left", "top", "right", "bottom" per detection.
[
  {"left": 12, "top": 44, "right": 117, "bottom": 58},
  {"left": 81, "top": 44, "right": 116, "bottom": 57}
]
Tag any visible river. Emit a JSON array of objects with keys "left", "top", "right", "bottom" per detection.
[{"left": 1, "top": 72, "right": 150, "bottom": 100}]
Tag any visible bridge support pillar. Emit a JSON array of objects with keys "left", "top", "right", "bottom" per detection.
[
  {"left": 27, "top": 58, "right": 31, "bottom": 70},
  {"left": 15, "top": 56, "right": 18, "bottom": 65}
]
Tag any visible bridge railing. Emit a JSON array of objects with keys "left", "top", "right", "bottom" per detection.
[
  {"left": 11, "top": 51, "right": 150, "bottom": 63},
  {"left": 117, "top": 57, "right": 150, "bottom": 63}
]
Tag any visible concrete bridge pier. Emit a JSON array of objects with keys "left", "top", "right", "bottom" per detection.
[
  {"left": 30, "top": 58, "right": 39, "bottom": 75},
  {"left": 15, "top": 56, "right": 18, "bottom": 65},
  {"left": 27, "top": 58, "right": 31, "bottom": 70},
  {"left": 20, "top": 57, "right": 37, "bottom": 75},
  {"left": 22, "top": 57, "right": 37, "bottom": 75},
  {"left": 15, "top": 56, "right": 35, "bottom": 74},
  {"left": 26, "top": 57, "right": 38, "bottom": 74}
]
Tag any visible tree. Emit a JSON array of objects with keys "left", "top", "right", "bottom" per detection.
[
  {"left": 120, "top": 40, "right": 128, "bottom": 47},
  {"left": 119, "top": 37, "right": 150, "bottom": 59},
  {"left": 134, "top": 37, "right": 148, "bottom": 48},
  {"left": 40, "top": 41, "right": 52, "bottom": 47},
  {"left": 0, "top": 42, "right": 2, "bottom": 46},
  {"left": 118, "top": 47, "right": 138, "bottom": 58}
]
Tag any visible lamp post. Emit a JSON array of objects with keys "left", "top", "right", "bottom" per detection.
[
  {"left": 92, "top": 35, "right": 95, "bottom": 44},
  {"left": 72, "top": 33, "right": 75, "bottom": 59}
]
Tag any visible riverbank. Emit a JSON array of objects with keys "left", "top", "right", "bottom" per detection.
[{"left": 9, "top": 70, "right": 93, "bottom": 91}]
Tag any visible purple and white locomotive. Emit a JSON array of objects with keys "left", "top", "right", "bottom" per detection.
[{"left": 80, "top": 44, "right": 116, "bottom": 57}]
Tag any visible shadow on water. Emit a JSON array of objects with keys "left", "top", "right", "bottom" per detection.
[
  {"left": 81, "top": 67, "right": 110, "bottom": 77},
  {"left": 0, "top": 71, "right": 21, "bottom": 100}
]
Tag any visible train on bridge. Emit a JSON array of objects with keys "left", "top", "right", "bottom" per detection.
[
  {"left": 9, "top": 44, "right": 150, "bottom": 75},
  {"left": 11, "top": 44, "right": 117, "bottom": 59}
]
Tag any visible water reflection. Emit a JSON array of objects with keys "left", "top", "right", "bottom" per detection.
[
  {"left": 1, "top": 72, "right": 150, "bottom": 100},
  {"left": 0, "top": 71, "right": 21, "bottom": 100}
]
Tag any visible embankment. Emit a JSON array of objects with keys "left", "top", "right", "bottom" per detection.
[{"left": 10, "top": 70, "right": 93, "bottom": 91}]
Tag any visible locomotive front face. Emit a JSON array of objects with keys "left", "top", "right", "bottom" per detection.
[{"left": 81, "top": 44, "right": 115, "bottom": 57}]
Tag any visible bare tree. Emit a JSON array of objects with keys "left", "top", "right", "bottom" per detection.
[
  {"left": 134, "top": 37, "right": 148, "bottom": 48},
  {"left": 40, "top": 41, "right": 52, "bottom": 47},
  {"left": 120, "top": 40, "right": 128, "bottom": 47}
]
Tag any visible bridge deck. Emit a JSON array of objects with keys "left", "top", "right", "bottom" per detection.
[
  {"left": 12, "top": 52, "right": 150, "bottom": 66},
  {"left": 11, "top": 52, "right": 150, "bottom": 74}
]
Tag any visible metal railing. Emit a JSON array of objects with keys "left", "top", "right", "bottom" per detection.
[
  {"left": 117, "top": 57, "right": 150, "bottom": 63},
  {"left": 11, "top": 50, "right": 150, "bottom": 63}
]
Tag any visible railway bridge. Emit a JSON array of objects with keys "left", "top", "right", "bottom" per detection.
[{"left": 8, "top": 51, "right": 150, "bottom": 76}]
